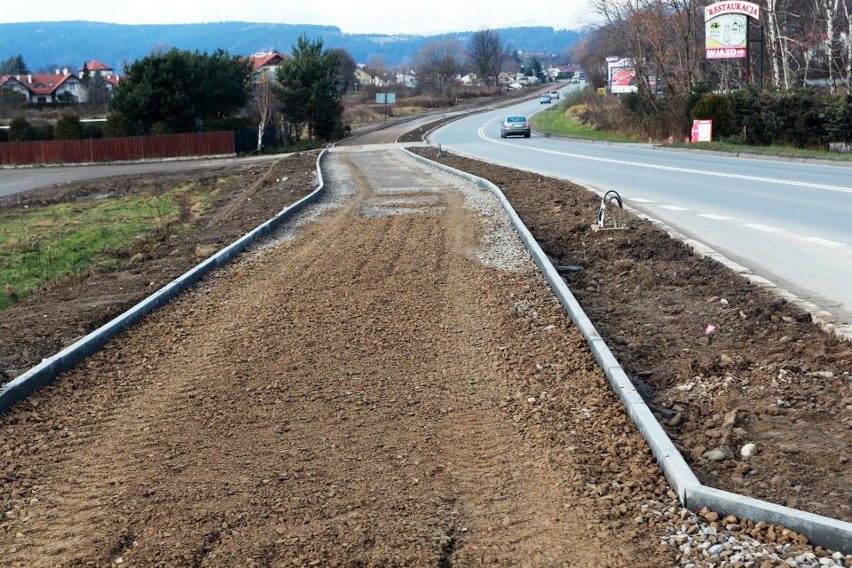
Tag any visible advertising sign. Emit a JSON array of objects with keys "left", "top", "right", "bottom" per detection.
[
  {"left": 607, "top": 58, "right": 637, "bottom": 94},
  {"left": 691, "top": 120, "right": 713, "bottom": 143},
  {"left": 705, "top": 1, "right": 760, "bottom": 59}
]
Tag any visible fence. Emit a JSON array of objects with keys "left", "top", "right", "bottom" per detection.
[{"left": 0, "top": 131, "right": 235, "bottom": 166}]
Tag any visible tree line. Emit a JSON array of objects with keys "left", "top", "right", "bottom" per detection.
[
  {"left": 570, "top": 0, "right": 852, "bottom": 144},
  {"left": 3, "top": 29, "right": 520, "bottom": 148}
]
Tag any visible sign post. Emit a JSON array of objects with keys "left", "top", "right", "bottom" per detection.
[
  {"left": 375, "top": 92, "right": 396, "bottom": 121},
  {"left": 705, "top": 2, "right": 762, "bottom": 85}
]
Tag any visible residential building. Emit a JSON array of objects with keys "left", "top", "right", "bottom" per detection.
[{"left": 0, "top": 71, "right": 85, "bottom": 103}]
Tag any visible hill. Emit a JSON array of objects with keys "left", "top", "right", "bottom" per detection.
[{"left": 0, "top": 21, "right": 583, "bottom": 73}]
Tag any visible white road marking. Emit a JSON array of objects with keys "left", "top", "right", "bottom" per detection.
[
  {"left": 801, "top": 236, "right": 846, "bottom": 248},
  {"left": 697, "top": 214, "right": 733, "bottom": 220},
  {"left": 744, "top": 224, "right": 783, "bottom": 232},
  {"left": 475, "top": 122, "right": 852, "bottom": 196},
  {"left": 660, "top": 205, "right": 689, "bottom": 211}
]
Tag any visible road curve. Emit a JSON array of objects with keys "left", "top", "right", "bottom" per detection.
[{"left": 428, "top": 96, "right": 852, "bottom": 330}]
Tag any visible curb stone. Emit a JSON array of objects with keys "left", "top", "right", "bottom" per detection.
[
  {"left": 403, "top": 147, "right": 852, "bottom": 556},
  {"left": 0, "top": 150, "right": 328, "bottom": 414}
]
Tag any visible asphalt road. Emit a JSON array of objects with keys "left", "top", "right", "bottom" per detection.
[
  {"left": 0, "top": 154, "right": 283, "bottom": 199},
  {"left": 429, "top": 89, "right": 852, "bottom": 330}
]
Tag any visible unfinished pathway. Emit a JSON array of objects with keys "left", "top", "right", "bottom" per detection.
[{"left": 3, "top": 147, "right": 829, "bottom": 566}]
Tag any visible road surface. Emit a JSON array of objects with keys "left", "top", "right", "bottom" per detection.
[{"left": 429, "top": 93, "right": 852, "bottom": 329}]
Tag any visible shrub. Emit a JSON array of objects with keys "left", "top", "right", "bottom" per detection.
[
  {"left": 102, "top": 112, "right": 134, "bottom": 138},
  {"left": 8, "top": 115, "right": 35, "bottom": 141},
  {"left": 690, "top": 94, "right": 736, "bottom": 139},
  {"left": 54, "top": 112, "right": 84, "bottom": 140}
]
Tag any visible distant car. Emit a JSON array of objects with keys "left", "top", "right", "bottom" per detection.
[
  {"left": 500, "top": 115, "right": 531, "bottom": 138},
  {"left": 540, "top": 94, "right": 552, "bottom": 104},
  {"left": 549, "top": 89, "right": 560, "bottom": 100}
]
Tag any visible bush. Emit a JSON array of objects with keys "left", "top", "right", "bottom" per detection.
[
  {"left": 690, "top": 94, "right": 736, "bottom": 139},
  {"left": 150, "top": 121, "right": 179, "bottom": 136},
  {"left": 103, "top": 112, "right": 134, "bottom": 138},
  {"left": 8, "top": 115, "right": 35, "bottom": 141},
  {"left": 53, "top": 112, "right": 84, "bottom": 140}
]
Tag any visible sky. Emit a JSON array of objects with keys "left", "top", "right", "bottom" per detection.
[{"left": 0, "top": 0, "right": 593, "bottom": 34}]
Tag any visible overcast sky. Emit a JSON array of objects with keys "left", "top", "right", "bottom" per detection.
[{"left": 0, "top": 0, "right": 593, "bottom": 34}]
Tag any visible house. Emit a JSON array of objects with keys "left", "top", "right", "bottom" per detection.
[
  {"left": 353, "top": 68, "right": 372, "bottom": 90},
  {"left": 460, "top": 73, "right": 478, "bottom": 87},
  {"left": 248, "top": 52, "right": 287, "bottom": 77},
  {"left": 78, "top": 60, "right": 114, "bottom": 77},
  {"left": 395, "top": 72, "right": 417, "bottom": 88},
  {"left": 0, "top": 71, "right": 85, "bottom": 103}
]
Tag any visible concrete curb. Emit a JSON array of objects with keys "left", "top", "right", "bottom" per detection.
[
  {"left": 0, "top": 150, "right": 329, "bottom": 414},
  {"left": 404, "top": 148, "right": 852, "bottom": 555},
  {"left": 417, "top": 143, "right": 852, "bottom": 344}
]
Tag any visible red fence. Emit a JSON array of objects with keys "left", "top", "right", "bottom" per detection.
[{"left": 0, "top": 131, "right": 235, "bottom": 166}]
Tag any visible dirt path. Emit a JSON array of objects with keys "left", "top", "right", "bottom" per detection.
[{"left": 1, "top": 148, "right": 679, "bottom": 565}]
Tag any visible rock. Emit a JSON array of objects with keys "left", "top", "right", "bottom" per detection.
[
  {"left": 806, "top": 371, "right": 834, "bottom": 379},
  {"left": 779, "top": 443, "right": 800, "bottom": 454},
  {"left": 741, "top": 443, "right": 758, "bottom": 458},
  {"left": 708, "top": 543, "right": 726, "bottom": 555},
  {"left": 720, "top": 298, "right": 729, "bottom": 306},
  {"left": 722, "top": 409, "right": 740, "bottom": 430},
  {"left": 720, "top": 354, "right": 735, "bottom": 366},
  {"left": 703, "top": 448, "right": 732, "bottom": 462}
]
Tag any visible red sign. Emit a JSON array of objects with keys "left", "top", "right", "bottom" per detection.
[
  {"left": 706, "top": 47, "right": 747, "bottom": 59},
  {"left": 691, "top": 120, "right": 713, "bottom": 143}
]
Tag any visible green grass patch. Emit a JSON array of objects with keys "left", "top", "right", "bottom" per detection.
[
  {"left": 531, "top": 101, "right": 636, "bottom": 143},
  {"left": 666, "top": 140, "right": 852, "bottom": 162},
  {"left": 0, "top": 182, "right": 218, "bottom": 309}
]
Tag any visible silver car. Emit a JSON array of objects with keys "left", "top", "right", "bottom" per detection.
[{"left": 500, "top": 115, "right": 531, "bottom": 138}]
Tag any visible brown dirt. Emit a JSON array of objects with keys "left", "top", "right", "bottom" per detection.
[
  {"left": 409, "top": 146, "right": 852, "bottom": 524},
  {"left": 0, "top": 125, "right": 848, "bottom": 564},
  {"left": 1, "top": 147, "right": 683, "bottom": 565},
  {"left": 0, "top": 152, "right": 320, "bottom": 377}
]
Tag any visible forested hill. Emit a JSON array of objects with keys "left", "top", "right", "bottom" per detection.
[{"left": 0, "top": 21, "right": 582, "bottom": 72}]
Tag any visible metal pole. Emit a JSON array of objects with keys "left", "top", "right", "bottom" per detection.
[
  {"left": 745, "top": 17, "right": 751, "bottom": 85},
  {"left": 759, "top": 24, "right": 765, "bottom": 89}
]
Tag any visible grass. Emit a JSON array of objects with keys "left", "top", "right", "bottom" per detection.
[
  {"left": 0, "top": 182, "right": 220, "bottom": 310},
  {"left": 666, "top": 140, "right": 852, "bottom": 162},
  {"left": 531, "top": 100, "right": 637, "bottom": 143}
]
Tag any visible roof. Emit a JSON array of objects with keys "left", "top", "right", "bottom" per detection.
[
  {"left": 0, "top": 73, "right": 78, "bottom": 96},
  {"left": 248, "top": 52, "right": 286, "bottom": 72},
  {"left": 79, "top": 60, "right": 114, "bottom": 72}
]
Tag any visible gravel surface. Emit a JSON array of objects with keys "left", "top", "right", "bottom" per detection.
[{"left": 0, "top": 139, "right": 850, "bottom": 565}]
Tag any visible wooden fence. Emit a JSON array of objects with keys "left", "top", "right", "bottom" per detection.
[{"left": 0, "top": 131, "right": 235, "bottom": 166}]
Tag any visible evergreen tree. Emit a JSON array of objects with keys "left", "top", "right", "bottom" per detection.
[
  {"left": 275, "top": 34, "right": 343, "bottom": 142},
  {"left": 0, "top": 54, "right": 28, "bottom": 75},
  {"left": 110, "top": 48, "right": 251, "bottom": 134}
]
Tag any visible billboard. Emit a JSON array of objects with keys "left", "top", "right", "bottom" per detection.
[
  {"left": 607, "top": 58, "right": 637, "bottom": 94},
  {"left": 705, "top": 1, "right": 760, "bottom": 59}
]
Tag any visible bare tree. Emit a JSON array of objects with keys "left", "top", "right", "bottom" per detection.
[
  {"left": 415, "top": 38, "right": 464, "bottom": 97},
  {"left": 252, "top": 71, "right": 275, "bottom": 152},
  {"left": 466, "top": 29, "right": 511, "bottom": 87}
]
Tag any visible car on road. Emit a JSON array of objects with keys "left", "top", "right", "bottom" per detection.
[
  {"left": 540, "top": 94, "right": 552, "bottom": 104},
  {"left": 500, "top": 115, "right": 531, "bottom": 138},
  {"left": 549, "top": 89, "right": 560, "bottom": 100}
]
